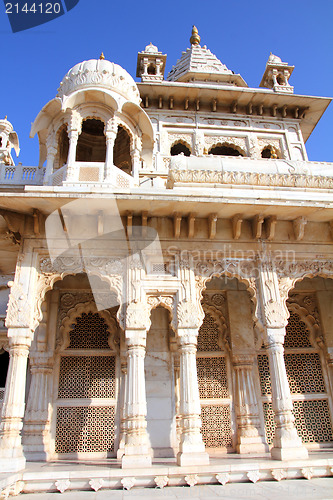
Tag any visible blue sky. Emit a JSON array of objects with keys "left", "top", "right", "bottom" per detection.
[{"left": 0, "top": 0, "right": 332, "bottom": 165}]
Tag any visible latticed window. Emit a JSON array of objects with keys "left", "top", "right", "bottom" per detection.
[
  {"left": 197, "top": 307, "right": 233, "bottom": 450},
  {"left": 258, "top": 304, "right": 333, "bottom": 446},
  {"left": 55, "top": 310, "right": 117, "bottom": 456}
]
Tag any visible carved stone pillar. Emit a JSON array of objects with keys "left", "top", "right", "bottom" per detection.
[
  {"left": 258, "top": 262, "right": 308, "bottom": 460},
  {"left": 176, "top": 300, "right": 209, "bottom": 466},
  {"left": 130, "top": 148, "right": 141, "bottom": 185},
  {"left": 43, "top": 144, "right": 57, "bottom": 185},
  {"left": 121, "top": 301, "right": 152, "bottom": 468},
  {"left": 0, "top": 332, "right": 31, "bottom": 472},
  {"left": 233, "top": 354, "right": 268, "bottom": 454},
  {"left": 0, "top": 250, "right": 39, "bottom": 472},
  {"left": 66, "top": 129, "right": 79, "bottom": 181},
  {"left": 22, "top": 352, "right": 54, "bottom": 460},
  {"left": 104, "top": 129, "right": 117, "bottom": 181}
]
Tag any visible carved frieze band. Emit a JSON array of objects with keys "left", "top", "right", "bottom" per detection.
[{"left": 168, "top": 169, "right": 333, "bottom": 189}]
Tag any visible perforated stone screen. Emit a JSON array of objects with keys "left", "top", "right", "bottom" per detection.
[
  {"left": 69, "top": 312, "right": 110, "bottom": 349},
  {"left": 292, "top": 400, "right": 333, "bottom": 443},
  {"left": 58, "top": 356, "right": 116, "bottom": 399},
  {"left": 284, "top": 312, "right": 312, "bottom": 348},
  {"left": 197, "top": 357, "right": 228, "bottom": 399},
  {"left": 201, "top": 404, "right": 233, "bottom": 448},
  {"left": 257, "top": 354, "right": 271, "bottom": 396},
  {"left": 55, "top": 406, "right": 115, "bottom": 453},
  {"left": 285, "top": 353, "right": 326, "bottom": 394},
  {"left": 197, "top": 313, "right": 220, "bottom": 352}
]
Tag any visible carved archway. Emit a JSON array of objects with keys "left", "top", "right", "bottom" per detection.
[
  {"left": 147, "top": 295, "right": 176, "bottom": 333},
  {"left": 36, "top": 257, "right": 123, "bottom": 331}
]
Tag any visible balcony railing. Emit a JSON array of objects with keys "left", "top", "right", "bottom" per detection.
[{"left": 0, "top": 163, "right": 45, "bottom": 186}]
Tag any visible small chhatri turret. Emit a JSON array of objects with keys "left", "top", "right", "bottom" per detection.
[
  {"left": 136, "top": 43, "right": 167, "bottom": 82},
  {"left": 0, "top": 117, "right": 19, "bottom": 166},
  {"left": 260, "top": 53, "right": 294, "bottom": 93}
]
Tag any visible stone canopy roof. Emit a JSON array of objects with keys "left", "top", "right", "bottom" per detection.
[{"left": 167, "top": 27, "right": 247, "bottom": 87}]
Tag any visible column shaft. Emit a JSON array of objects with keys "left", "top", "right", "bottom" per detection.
[
  {"left": 0, "top": 335, "right": 30, "bottom": 471},
  {"left": 266, "top": 328, "right": 308, "bottom": 460},
  {"left": 104, "top": 132, "right": 116, "bottom": 181},
  {"left": 233, "top": 355, "right": 268, "bottom": 453},
  {"left": 22, "top": 354, "right": 53, "bottom": 461},
  {"left": 177, "top": 329, "right": 209, "bottom": 466},
  {"left": 121, "top": 329, "right": 151, "bottom": 468}
]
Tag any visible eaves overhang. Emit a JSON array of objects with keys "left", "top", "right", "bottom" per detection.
[{"left": 137, "top": 81, "right": 331, "bottom": 142}]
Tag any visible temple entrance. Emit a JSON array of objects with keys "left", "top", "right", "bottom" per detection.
[{"left": 145, "top": 307, "right": 177, "bottom": 457}]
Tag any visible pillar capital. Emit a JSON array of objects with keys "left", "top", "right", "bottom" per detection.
[
  {"left": 177, "top": 300, "right": 202, "bottom": 330},
  {"left": 257, "top": 260, "right": 289, "bottom": 330},
  {"left": 125, "top": 301, "right": 151, "bottom": 332}
]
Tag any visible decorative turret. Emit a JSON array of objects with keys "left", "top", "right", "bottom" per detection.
[
  {"left": 167, "top": 26, "right": 247, "bottom": 87},
  {"left": 260, "top": 53, "right": 294, "bottom": 94},
  {"left": 136, "top": 43, "right": 167, "bottom": 82},
  {"left": 0, "top": 117, "right": 19, "bottom": 166}
]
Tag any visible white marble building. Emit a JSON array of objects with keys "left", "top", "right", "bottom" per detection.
[{"left": 0, "top": 27, "right": 332, "bottom": 485}]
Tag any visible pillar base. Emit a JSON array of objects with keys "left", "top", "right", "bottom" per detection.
[
  {"left": 122, "top": 454, "right": 152, "bottom": 469},
  {"left": 0, "top": 456, "right": 26, "bottom": 472},
  {"left": 177, "top": 451, "right": 209, "bottom": 466},
  {"left": 271, "top": 445, "right": 308, "bottom": 461},
  {"left": 236, "top": 437, "right": 269, "bottom": 454}
]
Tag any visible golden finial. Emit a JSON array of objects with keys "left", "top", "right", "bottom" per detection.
[
  {"left": 99, "top": 52, "right": 105, "bottom": 60},
  {"left": 4, "top": 116, "right": 7, "bottom": 120},
  {"left": 190, "top": 25, "right": 201, "bottom": 46}
]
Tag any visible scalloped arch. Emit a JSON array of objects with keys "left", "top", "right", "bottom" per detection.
[
  {"left": 58, "top": 301, "right": 118, "bottom": 352},
  {"left": 35, "top": 270, "right": 122, "bottom": 331},
  {"left": 208, "top": 141, "right": 246, "bottom": 156},
  {"left": 170, "top": 139, "right": 192, "bottom": 153},
  {"left": 286, "top": 302, "right": 320, "bottom": 348},
  {"left": 147, "top": 295, "right": 176, "bottom": 333},
  {"left": 201, "top": 302, "right": 228, "bottom": 350}
]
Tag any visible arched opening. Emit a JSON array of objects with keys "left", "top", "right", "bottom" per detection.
[
  {"left": 170, "top": 141, "right": 191, "bottom": 157},
  {"left": 147, "top": 63, "right": 156, "bottom": 75},
  {"left": 24, "top": 273, "right": 120, "bottom": 460},
  {"left": 56, "top": 124, "right": 69, "bottom": 169},
  {"left": 113, "top": 125, "right": 132, "bottom": 174},
  {"left": 198, "top": 276, "right": 245, "bottom": 453},
  {"left": 76, "top": 119, "right": 106, "bottom": 163},
  {"left": 209, "top": 144, "right": 244, "bottom": 156},
  {"left": 261, "top": 146, "right": 279, "bottom": 159},
  {"left": 277, "top": 75, "right": 284, "bottom": 85},
  {"left": 0, "top": 137, "right": 2, "bottom": 148},
  {"left": 0, "top": 349, "right": 9, "bottom": 410},
  {"left": 258, "top": 276, "right": 333, "bottom": 449}
]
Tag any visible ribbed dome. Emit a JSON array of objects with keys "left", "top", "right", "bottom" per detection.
[{"left": 57, "top": 58, "right": 141, "bottom": 105}]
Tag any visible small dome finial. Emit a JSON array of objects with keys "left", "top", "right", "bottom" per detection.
[
  {"left": 4, "top": 116, "right": 7, "bottom": 120},
  {"left": 190, "top": 25, "right": 201, "bottom": 46},
  {"left": 99, "top": 52, "right": 105, "bottom": 60}
]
